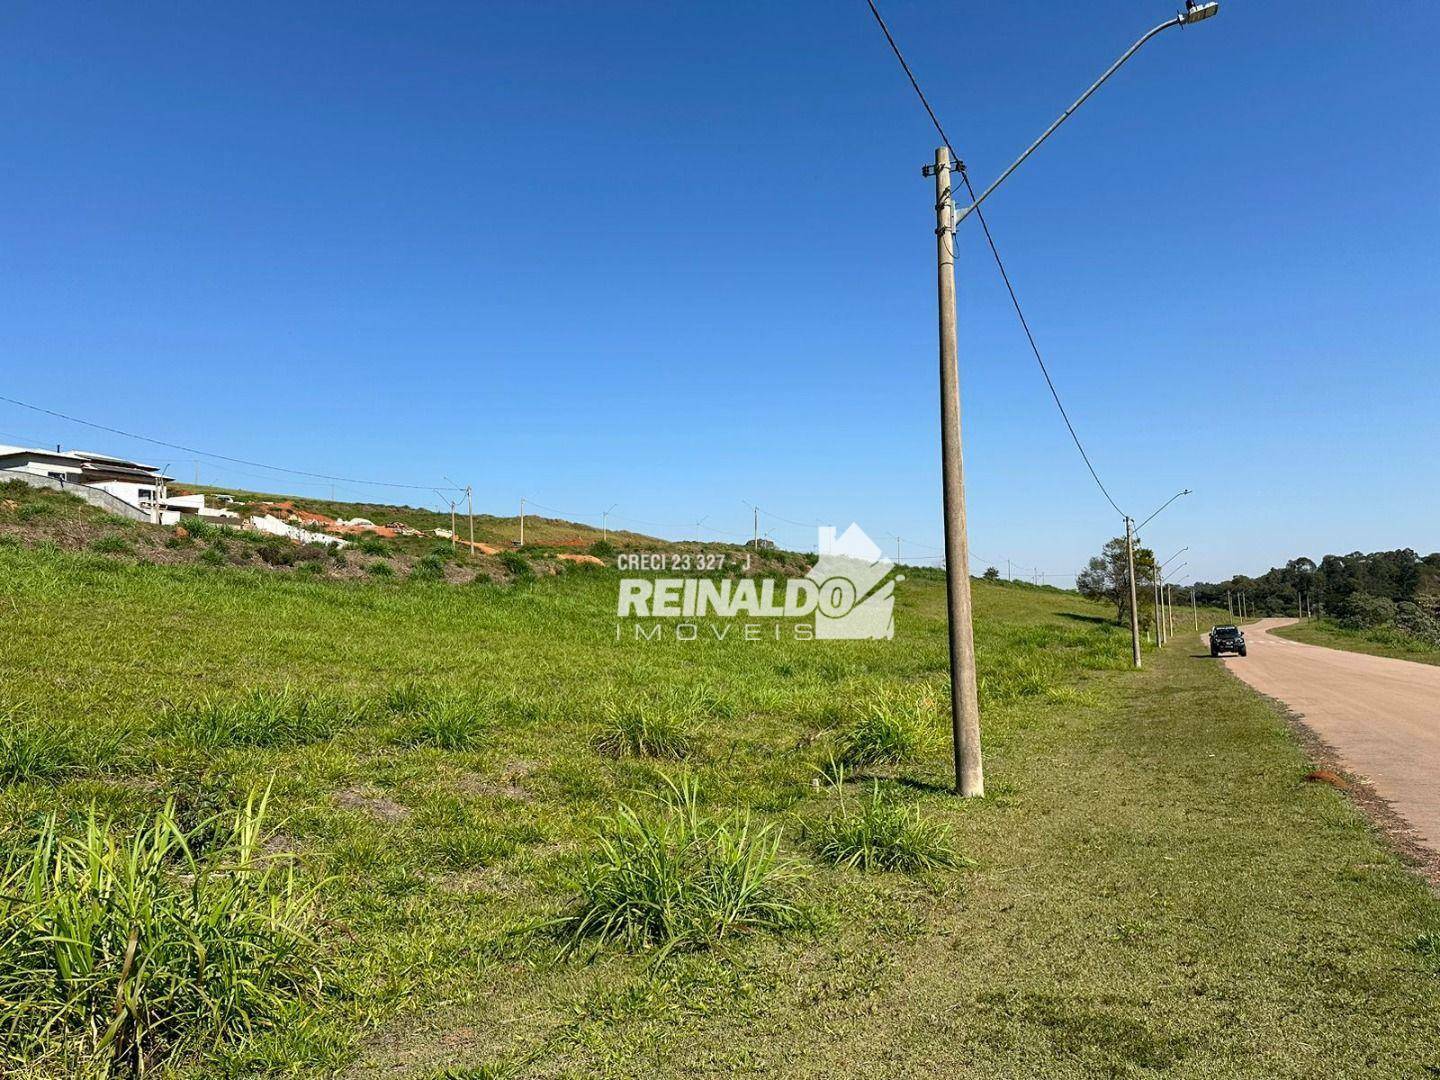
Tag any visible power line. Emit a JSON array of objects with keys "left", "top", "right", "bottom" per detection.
[
  {"left": 0, "top": 394, "right": 451, "bottom": 493},
  {"left": 861, "top": 0, "right": 1127, "bottom": 521}
]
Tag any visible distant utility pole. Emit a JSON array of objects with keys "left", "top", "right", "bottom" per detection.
[
  {"left": 1124, "top": 518, "right": 1142, "bottom": 668},
  {"left": 603, "top": 503, "right": 617, "bottom": 543},
  {"left": 519, "top": 496, "right": 526, "bottom": 547},
  {"left": 924, "top": 145, "right": 983, "bottom": 798},
  {"left": 1007, "top": 558, "right": 1012, "bottom": 582},
  {"left": 1192, "top": 586, "right": 1198, "bottom": 630},
  {"left": 466, "top": 486, "right": 475, "bottom": 557},
  {"left": 1227, "top": 590, "right": 1233, "bottom": 617},
  {"left": 753, "top": 504, "right": 760, "bottom": 550}
]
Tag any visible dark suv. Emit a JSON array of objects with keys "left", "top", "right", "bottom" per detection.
[{"left": 1209, "top": 625, "right": 1246, "bottom": 657}]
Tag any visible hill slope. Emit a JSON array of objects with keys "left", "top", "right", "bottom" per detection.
[{"left": 0, "top": 537, "right": 1436, "bottom": 1077}]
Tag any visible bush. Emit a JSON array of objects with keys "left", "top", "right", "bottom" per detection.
[
  {"left": 355, "top": 534, "right": 391, "bottom": 557},
  {"left": 553, "top": 777, "right": 802, "bottom": 957},
  {"left": 1393, "top": 602, "right": 1440, "bottom": 645},
  {"left": 1338, "top": 594, "right": 1396, "bottom": 630},
  {"left": 177, "top": 515, "right": 222, "bottom": 542},
  {"left": 163, "top": 688, "right": 363, "bottom": 748},
  {"left": 0, "top": 791, "right": 320, "bottom": 1073},
  {"left": 17, "top": 503, "right": 56, "bottom": 521},
  {"left": 410, "top": 554, "right": 446, "bottom": 582},
  {"left": 199, "top": 544, "right": 227, "bottom": 566},
  {"left": 499, "top": 550, "right": 532, "bottom": 579},
  {"left": 395, "top": 695, "right": 491, "bottom": 751},
  {"left": 589, "top": 539, "right": 616, "bottom": 559},
  {"left": 594, "top": 691, "right": 697, "bottom": 760},
  {"left": 838, "top": 701, "right": 935, "bottom": 768},
  {"left": 368, "top": 560, "right": 394, "bottom": 578},
  {"left": 809, "top": 783, "right": 960, "bottom": 872},
  {"left": 88, "top": 534, "right": 131, "bottom": 555},
  {"left": 254, "top": 539, "right": 296, "bottom": 566}
]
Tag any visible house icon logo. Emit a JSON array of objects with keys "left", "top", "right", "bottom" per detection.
[{"left": 807, "top": 524, "right": 898, "bottom": 640}]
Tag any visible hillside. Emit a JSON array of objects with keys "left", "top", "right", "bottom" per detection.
[{"left": 1, "top": 528, "right": 1436, "bottom": 1077}]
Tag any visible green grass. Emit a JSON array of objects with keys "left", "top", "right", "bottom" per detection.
[
  {"left": 553, "top": 776, "right": 804, "bottom": 958},
  {"left": 808, "top": 780, "right": 961, "bottom": 872},
  {"left": 162, "top": 688, "right": 365, "bottom": 748},
  {"left": 1274, "top": 617, "right": 1440, "bottom": 666},
  {"left": 0, "top": 538, "right": 1436, "bottom": 1077},
  {"left": 593, "top": 690, "right": 698, "bottom": 760},
  {"left": 0, "top": 789, "right": 319, "bottom": 1074}
]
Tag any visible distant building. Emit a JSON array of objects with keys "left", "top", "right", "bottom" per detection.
[
  {"left": 745, "top": 537, "right": 778, "bottom": 551},
  {"left": 0, "top": 444, "right": 233, "bottom": 524}
]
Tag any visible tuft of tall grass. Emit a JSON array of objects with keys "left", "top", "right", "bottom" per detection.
[
  {"left": 838, "top": 700, "right": 935, "bottom": 768},
  {"left": 593, "top": 691, "right": 696, "bottom": 760},
  {"left": 163, "top": 687, "right": 364, "bottom": 748},
  {"left": 554, "top": 777, "right": 803, "bottom": 957},
  {"left": 809, "top": 783, "right": 961, "bottom": 873},
  {"left": 0, "top": 788, "right": 321, "bottom": 1073},
  {"left": 395, "top": 694, "right": 491, "bottom": 751},
  {"left": 88, "top": 534, "right": 131, "bottom": 555},
  {"left": 0, "top": 714, "right": 83, "bottom": 785}
]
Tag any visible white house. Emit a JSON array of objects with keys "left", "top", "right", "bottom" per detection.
[{"left": 0, "top": 444, "right": 232, "bottom": 524}]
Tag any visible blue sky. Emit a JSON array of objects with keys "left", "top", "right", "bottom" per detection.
[{"left": 2, "top": 2, "right": 1436, "bottom": 583}]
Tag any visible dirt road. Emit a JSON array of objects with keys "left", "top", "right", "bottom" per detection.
[{"left": 1217, "top": 617, "right": 1440, "bottom": 852}]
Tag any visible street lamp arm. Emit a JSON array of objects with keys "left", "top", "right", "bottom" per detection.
[
  {"left": 1136, "top": 489, "right": 1192, "bottom": 534},
  {"left": 954, "top": 14, "right": 1185, "bottom": 226}
]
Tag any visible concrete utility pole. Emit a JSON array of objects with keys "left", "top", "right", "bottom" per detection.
[
  {"left": 519, "top": 496, "right": 526, "bottom": 547},
  {"left": 753, "top": 505, "right": 760, "bottom": 550},
  {"left": 1124, "top": 517, "right": 1142, "bottom": 668},
  {"left": 603, "top": 503, "right": 617, "bottom": 544},
  {"left": 925, "top": 145, "right": 983, "bottom": 798},
  {"left": 1192, "top": 586, "right": 1198, "bottom": 631},
  {"left": 1227, "top": 590, "right": 1233, "bottom": 617},
  {"left": 449, "top": 500, "right": 457, "bottom": 550},
  {"left": 466, "top": 485, "right": 475, "bottom": 558}
]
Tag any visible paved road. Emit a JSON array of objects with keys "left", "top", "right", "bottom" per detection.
[{"left": 1216, "top": 617, "right": 1440, "bottom": 850}]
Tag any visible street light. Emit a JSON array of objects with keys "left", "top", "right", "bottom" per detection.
[
  {"left": 953, "top": 9, "right": 1222, "bottom": 226},
  {"left": 923, "top": 10, "right": 1218, "bottom": 795},
  {"left": 1182, "top": 2, "right": 1221, "bottom": 25}
]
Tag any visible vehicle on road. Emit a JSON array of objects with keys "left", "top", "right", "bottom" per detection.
[{"left": 1210, "top": 625, "right": 1247, "bottom": 657}]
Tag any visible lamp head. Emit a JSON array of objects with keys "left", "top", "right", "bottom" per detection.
[{"left": 1180, "top": 1, "right": 1220, "bottom": 24}]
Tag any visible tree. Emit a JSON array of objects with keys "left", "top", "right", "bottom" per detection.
[
  {"left": 1077, "top": 537, "right": 1157, "bottom": 627},
  {"left": 982, "top": 566, "right": 1000, "bottom": 580}
]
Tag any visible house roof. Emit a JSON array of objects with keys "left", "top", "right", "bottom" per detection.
[
  {"left": 0, "top": 444, "right": 161, "bottom": 471},
  {"left": 0, "top": 444, "right": 172, "bottom": 482}
]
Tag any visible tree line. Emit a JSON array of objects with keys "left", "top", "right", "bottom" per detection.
[{"left": 1191, "top": 549, "right": 1440, "bottom": 643}]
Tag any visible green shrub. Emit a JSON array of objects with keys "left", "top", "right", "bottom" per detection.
[
  {"left": 838, "top": 701, "right": 935, "bottom": 768},
  {"left": 809, "top": 783, "right": 960, "bottom": 872},
  {"left": 355, "top": 534, "right": 391, "bottom": 557},
  {"left": 0, "top": 790, "right": 320, "bottom": 1073},
  {"left": 199, "top": 544, "right": 227, "bottom": 566},
  {"left": 589, "top": 539, "right": 616, "bottom": 559},
  {"left": 395, "top": 695, "right": 491, "bottom": 751},
  {"left": 254, "top": 539, "right": 296, "bottom": 566},
  {"left": 554, "top": 777, "right": 802, "bottom": 957},
  {"left": 88, "top": 534, "right": 131, "bottom": 555},
  {"left": 410, "top": 554, "right": 446, "bottom": 582},
  {"left": 163, "top": 688, "right": 363, "bottom": 748},
  {"left": 177, "top": 515, "right": 221, "bottom": 542},
  {"left": 17, "top": 502, "right": 56, "bottom": 521},
  {"left": 594, "top": 692, "right": 696, "bottom": 760},
  {"left": 368, "top": 560, "right": 394, "bottom": 578},
  {"left": 499, "top": 551, "right": 532, "bottom": 579}
]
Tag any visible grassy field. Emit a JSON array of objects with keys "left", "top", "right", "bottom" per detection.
[
  {"left": 1273, "top": 617, "right": 1440, "bottom": 666},
  {"left": 2, "top": 528, "right": 1439, "bottom": 1077}
]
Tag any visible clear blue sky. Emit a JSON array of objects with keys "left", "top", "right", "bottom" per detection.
[{"left": 3, "top": 2, "right": 1436, "bottom": 583}]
